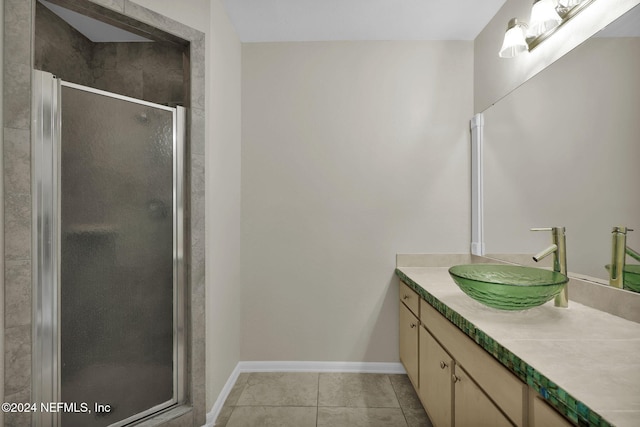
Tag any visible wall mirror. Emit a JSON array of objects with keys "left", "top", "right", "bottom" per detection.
[{"left": 482, "top": 3, "right": 640, "bottom": 292}]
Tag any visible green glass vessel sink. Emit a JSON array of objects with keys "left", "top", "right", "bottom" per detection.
[
  {"left": 448, "top": 264, "right": 569, "bottom": 311},
  {"left": 604, "top": 264, "right": 640, "bottom": 292}
]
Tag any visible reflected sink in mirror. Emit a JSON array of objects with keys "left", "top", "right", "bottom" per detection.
[
  {"left": 448, "top": 264, "right": 569, "bottom": 311},
  {"left": 604, "top": 264, "right": 640, "bottom": 293}
]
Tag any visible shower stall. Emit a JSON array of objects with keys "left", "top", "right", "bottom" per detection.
[{"left": 32, "top": 70, "right": 186, "bottom": 426}]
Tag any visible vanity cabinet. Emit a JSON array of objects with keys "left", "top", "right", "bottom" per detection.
[
  {"left": 419, "top": 325, "right": 453, "bottom": 427},
  {"left": 420, "top": 299, "right": 526, "bottom": 427},
  {"left": 399, "top": 283, "right": 419, "bottom": 388},
  {"left": 419, "top": 323, "right": 512, "bottom": 427},
  {"left": 399, "top": 281, "right": 538, "bottom": 426},
  {"left": 397, "top": 283, "right": 535, "bottom": 427}
]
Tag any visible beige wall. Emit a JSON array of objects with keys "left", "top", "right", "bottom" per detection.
[
  {"left": 240, "top": 41, "right": 473, "bottom": 362},
  {"left": 205, "top": 0, "right": 242, "bottom": 410},
  {"left": 474, "top": 0, "right": 640, "bottom": 112},
  {"left": 483, "top": 37, "right": 640, "bottom": 280}
]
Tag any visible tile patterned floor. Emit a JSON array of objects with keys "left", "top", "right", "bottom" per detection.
[{"left": 215, "top": 372, "right": 433, "bottom": 427}]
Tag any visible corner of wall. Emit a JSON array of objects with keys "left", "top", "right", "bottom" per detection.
[{"left": 205, "top": 0, "right": 243, "bottom": 414}]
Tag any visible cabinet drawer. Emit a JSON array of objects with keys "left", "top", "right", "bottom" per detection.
[
  {"left": 399, "top": 282, "right": 419, "bottom": 316},
  {"left": 421, "top": 300, "right": 526, "bottom": 427}
]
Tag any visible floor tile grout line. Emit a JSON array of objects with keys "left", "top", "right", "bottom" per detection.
[
  {"left": 217, "top": 372, "right": 252, "bottom": 426},
  {"left": 233, "top": 404, "right": 322, "bottom": 407},
  {"left": 317, "top": 404, "right": 403, "bottom": 408},
  {"left": 218, "top": 371, "right": 427, "bottom": 426},
  {"left": 316, "top": 372, "right": 321, "bottom": 427},
  {"left": 388, "top": 374, "right": 411, "bottom": 427},
  {"left": 230, "top": 404, "right": 408, "bottom": 408}
]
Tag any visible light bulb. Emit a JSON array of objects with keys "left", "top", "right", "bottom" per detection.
[
  {"left": 499, "top": 19, "right": 528, "bottom": 58},
  {"left": 527, "top": 0, "right": 562, "bottom": 38}
]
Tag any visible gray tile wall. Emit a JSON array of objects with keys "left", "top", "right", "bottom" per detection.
[
  {"left": 2, "top": 1, "right": 205, "bottom": 426},
  {"left": 91, "top": 41, "right": 185, "bottom": 106},
  {"left": 3, "top": 1, "right": 34, "bottom": 426},
  {"left": 34, "top": 2, "right": 93, "bottom": 86},
  {"left": 34, "top": 1, "right": 186, "bottom": 107}
]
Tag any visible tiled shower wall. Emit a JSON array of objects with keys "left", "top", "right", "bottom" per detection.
[
  {"left": 34, "top": 1, "right": 186, "bottom": 107},
  {"left": 3, "top": 1, "right": 33, "bottom": 426},
  {"left": 3, "top": 1, "right": 206, "bottom": 426},
  {"left": 34, "top": 1, "right": 93, "bottom": 86}
]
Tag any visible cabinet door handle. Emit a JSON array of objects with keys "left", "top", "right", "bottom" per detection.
[
  {"left": 410, "top": 323, "right": 417, "bottom": 328},
  {"left": 452, "top": 374, "right": 460, "bottom": 383},
  {"left": 403, "top": 294, "right": 410, "bottom": 300},
  {"left": 439, "top": 361, "right": 448, "bottom": 369}
]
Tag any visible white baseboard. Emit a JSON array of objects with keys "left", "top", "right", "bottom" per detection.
[
  {"left": 204, "top": 361, "right": 405, "bottom": 426},
  {"left": 236, "top": 360, "right": 405, "bottom": 374},
  {"left": 204, "top": 363, "right": 242, "bottom": 427}
]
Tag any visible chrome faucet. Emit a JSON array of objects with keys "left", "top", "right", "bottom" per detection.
[
  {"left": 609, "top": 227, "right": 640, "bottom": 288},
  {"left": 531, "top": 227, "right": 568, "bottom": 307}
]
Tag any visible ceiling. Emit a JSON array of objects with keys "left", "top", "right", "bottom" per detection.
[
  {"left": 222, "top": 0, "right": 507, "bottom": 42},
  {"left": 40, "top": 0, "right": 638, "bottom": 44}
]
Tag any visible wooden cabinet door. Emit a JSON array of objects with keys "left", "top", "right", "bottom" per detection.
[
  {"left": 419, "top": 325, "right": 453, "bottom": 427},
  {"left": 421, "top": 300, "right": 525, "bottom": 426},
  {"left": 399, "top": 302, "right": 419, "bottom": 387},
  {"left": 454, "top": 365, "right": 513, "bottom": 427},
  {"left": 531, "top": 395, "right": 572, "bottom": 427}
]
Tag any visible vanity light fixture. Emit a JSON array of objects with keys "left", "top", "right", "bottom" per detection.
[
  {"left": 499, "top": 0, "right": 594, "bottom": 58},
  {"left": 558, "top": 0, "right": 584, "bottom": 6},
  {"left": 527, "top": 0, "right": 562, "bottom": 37},
  {"left": 499, "top": 18, "right": 528, "bottom": 58}
]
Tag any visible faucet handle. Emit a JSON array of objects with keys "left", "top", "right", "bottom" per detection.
[
  {"left": 531, "top": 227, "right": 565, "bottom": 235},
  {"left": 612, "top": 226, "right": 634, "bottom": 233}
]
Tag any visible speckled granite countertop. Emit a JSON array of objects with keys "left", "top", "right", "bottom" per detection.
[{"left": 396, "top": 266, "right": 640, "bottom": 427}]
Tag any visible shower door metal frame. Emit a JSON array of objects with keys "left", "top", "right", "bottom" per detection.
[{"left": 32, "top": 70, "right": 186, "bottom": 427}]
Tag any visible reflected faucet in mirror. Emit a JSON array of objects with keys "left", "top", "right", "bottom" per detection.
[
  {"left": 531, "top": 227, "right": 568, "bottom": 307},
  {"left": 609, "top": 226, "right": 640, "bottom": 289}
]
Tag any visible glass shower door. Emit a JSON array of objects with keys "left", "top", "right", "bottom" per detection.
[{"left": 32, "top": 70, "right": 185, "bottom": 427}]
